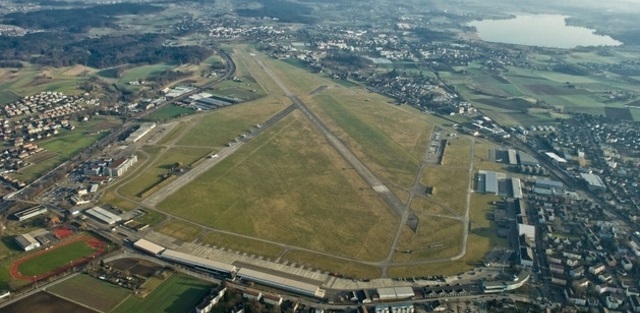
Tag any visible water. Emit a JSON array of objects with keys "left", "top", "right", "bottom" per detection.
[{"left": 468, "top": 14, "right": 622, "bottom": 49}]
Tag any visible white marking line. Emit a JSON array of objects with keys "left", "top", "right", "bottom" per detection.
[{"left": 373, "top": 185, "right": 390, "bottom": 193}]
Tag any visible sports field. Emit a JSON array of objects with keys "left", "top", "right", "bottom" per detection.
[
  {"left": 11, "top": 235, "right": 106, "bottom": 281},
  {"left": 158, "top": 111, "right": 398, "bottom": 261},
  {"left": 112, "top": 274, "right": 211, "bottom": 313},
  {"left": 48, "top": 274, "right": 130, "bottom": 312}
]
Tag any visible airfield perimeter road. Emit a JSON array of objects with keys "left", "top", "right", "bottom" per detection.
[{"left": 132, "top": 51, "right": 477, "bottom": 271}]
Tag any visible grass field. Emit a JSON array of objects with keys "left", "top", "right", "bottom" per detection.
[
  {"left": 393, "top": 215, "right": 464, "bottom": 262},
  {"left": 0, "top": 292, "right": 96, "bottom": 313},
  {"left": 18, "top": 241, "right": 96, "bottom": 277},
  {"left": 48, "top": 274, "right": 131, "bottom": 312},
  {"left": 112, "top": 274, "right": 211, "bottom": 313},
  {"left": 146, "top": 105, "right": 195, "bottom": 122},
  {"left": 175, "top": 99, "right": 287, "bottom": 147},
  {"left": 121, "top": 146, "right": 211, "bottom": 198},
  {"left": 282, "top": 250, "right": 381, "bottom": 279},
  {"left": 158, "top": 111, "right": 398, "bottom": 261},
  {"left": 155, "top": 220, "right": 202, "bottom": 242},
  {"left": 117, "top": 64, "right": 173, "bottom": 83},
  {"left": 199, "top": 232, "right": 283, "bottom": 259}
]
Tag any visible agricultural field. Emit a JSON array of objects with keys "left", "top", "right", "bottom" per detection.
[
  {"left": 112, "top": 274, "right": 211, "bottom": 313},
  {"left": 48, "top": 274, "right": 131, "bottom": 312},
  {"left": 158, "top": 111, "right": 398, "bottom": 261},
  {"left": 0, "top": 64, "right": 94, "bottom": 100},
  {"left": 0, "top": 292, "right": 95, "bottom": 313}
]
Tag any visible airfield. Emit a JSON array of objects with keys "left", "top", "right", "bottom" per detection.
[{"left": 105, "top": 47, "right": 506, "bottom": 278}]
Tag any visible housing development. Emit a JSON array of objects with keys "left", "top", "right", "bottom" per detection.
[{"left": 0, "top": 0, "right": 638, "bottom": 312}]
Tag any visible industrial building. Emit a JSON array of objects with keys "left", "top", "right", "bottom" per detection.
[
  {"left": 106, "top": 155, "right": 138, "bottom": 177},
  {"left": 133, "top": 238, "right": 166, "bottom": 255},
  {"left": 236, "top": 268, "right": 326, "bottom": 298},
  {"left": 13, "top": 206, "right": 47, "bottom": 221},
  {"left": 125, "top": 122, "right": 156, "bottom": 143},
  {"left": 580, "top": 173, "right": 606, "bottom": 191},
  {"left": 376, "top": 287, "right": 415, "bottom": 301},
  {"left": 85, "top": 206, "right": 122, "bottom": 225},
  {"left": 375, "top": 304, "right": 415, "bottom": 313},
  {"left": 477, "top": 170, "right": 505, "bottom": 195},
  {"left": 535, "top": 179, "right": 564, "bottom": 193},
  {"left": 517, "top": 152, "right": 539, "bottom": 166},
  {"left": 160, "top": 249, "right": 237, "bottom": 277},
  {"left": 511, "top": 178, "right": 523, "bottom": 199},
  {"left": 14, "top": 233, "right": 40, "bottom": 251},
  {"left": 507, "top": 149, "right": 518, "bottom": 165}
]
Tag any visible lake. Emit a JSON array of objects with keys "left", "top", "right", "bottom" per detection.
[{"left": 468, "top": 14, "right": 622, "bottom": 49}]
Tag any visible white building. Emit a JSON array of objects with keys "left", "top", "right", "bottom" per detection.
[{"left": 15, "top": 233, "right": 40, "bottom": 251}]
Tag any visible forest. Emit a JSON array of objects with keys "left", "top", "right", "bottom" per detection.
[
  {"left": 3, "top": 3, "right": 164, "bottom": 33},
  {"left": 0, "top": 33, "right": 212, "bottom": 68}
]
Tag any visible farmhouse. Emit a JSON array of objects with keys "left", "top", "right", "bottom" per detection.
[
  {"left": 85, "top": 206, "right": 122, "bottom": 225},
  {"left": 15, "top": 233, "right": 40, "bottom": 251}
]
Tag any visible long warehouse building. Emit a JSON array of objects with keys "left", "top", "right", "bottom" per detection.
[
  {"left": 236, "top": 268, "right": 326, "bottom": 298},
  {"left": 160, "top": 249, "right": 237, "bottom": 277},
  {"left": 85, "top": 206, "right": 122, "bottom": 225},
  {"left": 133, "top": 238, "right": 166, "bottom": 256}
]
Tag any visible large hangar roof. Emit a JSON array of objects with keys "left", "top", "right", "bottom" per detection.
[
  {"left": 160, "top": 249, "right": 237, "bottom": 274},
  {"left": 237, "top": 268, "right": 325, "bottom": 298},
  {"left": 133, "top": 238, "right": 165, "bottom": 255}
]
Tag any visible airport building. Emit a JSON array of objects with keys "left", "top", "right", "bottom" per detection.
[
  {"left": 133, "top": 238, "right": 166, "bottom": 255},
  {"left": 85, "top": 206, "right": 122, "bottom": 225},
  {"left": 125, "top": 122, "right": 156, "bottom": 143},
  {"left": 236, "top": 268, "right": 326, "bottom": 298}
]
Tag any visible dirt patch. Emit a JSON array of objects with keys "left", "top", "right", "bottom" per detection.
[
  {"left": 0, "top": 291, "right": 95, "bottom": 313},
  {"left": 604, "top": 107, "right": 633, "bottom": 120},
  {"left": 25, "top": 151, "right": 57, "bottom": 164},
  {"left": 108, "top": 258, "right": 162, "bottom": 278}
]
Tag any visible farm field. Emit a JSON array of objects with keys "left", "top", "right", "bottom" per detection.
[
  {"left": 48, "top": 274, "right": 131, "bottom": 312},
  {"left": 111, "top": 274, "right": 211, "bottom": 313},
  {"left": 0, "top": 64, "right": 93, "bottom": 99},
  {"left": 158, "top": 111, "right": 398, "bottom": 261},
  {"left": 0, "top": 292, "right": 95, "bottom": 313}
]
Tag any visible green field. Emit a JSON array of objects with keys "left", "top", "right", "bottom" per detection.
[
  {"left": 156, "top": 220, "right": 202, "bottom": 242},
  {"left": 199, "top": 232, "right": 283, "bottom": 259},
  {"left": 121, "top": 146, "right": 211, "bottom": 198},
  {"left": 48, "top": 274, "right": 130, "bottom": 312},
  {"left": 18, "top": 241, "right": 96, "bottom": 277},
  {"left": 146, "top": 105, "right": 196, "bottom": 122},
  {"left": 176, "top": 99, "right": 287, "bottom": 147},
  {"left": 0, "top": 90, "right": 21, "bottom": 104},
  {"left": 393, "top": 215, "right": 464, "bottom": 262},
  {"left": 117, "top": 64, "right": 173, "bottom": 83},
  {"left": 112, "top": 274, "right": 211, "bottom": 313},
  {"left": 158, "top": 112, "right": 398, "bottom": 261}
]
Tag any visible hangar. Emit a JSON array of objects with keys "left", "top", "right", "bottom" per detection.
[
  {"left": 133, "top": 238, "right": 166, "bottom": 255},
  {"left": 236, "top": 268, "right": 326, "bottom": 298}
]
